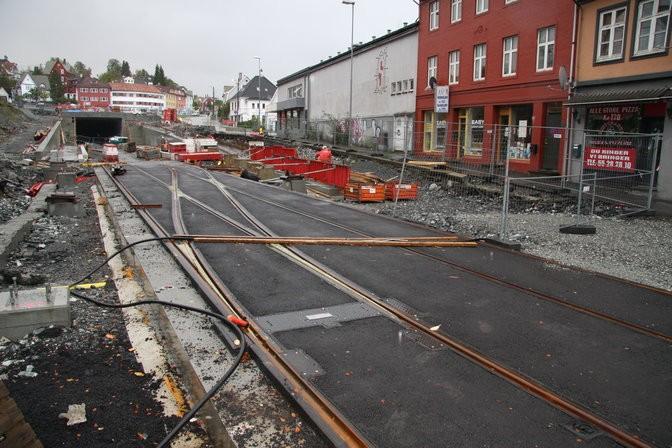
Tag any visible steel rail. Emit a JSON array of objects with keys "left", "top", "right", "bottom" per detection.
[
  {"left": 199, "top": 171, "right": 672, "bottom": 344},
  {"left": 104, "top": 167, "right": 372, "bottom": 448},
  {"left": 192, "top": 168, "right": 654, "bottom": 448},
  {"left": 172, "top": 235, "right": 475, "bottom": 247}
]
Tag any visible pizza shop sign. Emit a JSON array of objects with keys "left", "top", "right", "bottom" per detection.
[{"left": 584, "top": 147, "right": 636, "bottom": 172}]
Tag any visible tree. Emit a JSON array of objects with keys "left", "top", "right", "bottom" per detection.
[
  {"left": 27, "top": 87, "right": 47, "bottom": 102},
  {"left": 32, "top": 66, "right": 41, "bottom": 75},
  {"left": 73, "top": 61, "right": 91, "bottom": 77},
  {"left": 133, "top": 69, "right": 150, "bottom": 84},
  {"left": 217, "top": 100, "right": 230, "bottom": 119},
  {"left": 0, "top": 74, "right": 16, "bottom": 94},
  {"left": 48, "top": 71, "right": 64, "bottom": 102},
  {"left": 121, "top": 60, "right": 131, "bottom": 77},
  {"left": 99, "top": 59, "right": 123, "bottom": 83}
]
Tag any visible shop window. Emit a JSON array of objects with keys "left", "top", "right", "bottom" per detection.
[
  {"left": 496, "top": 105, "right": 533, "bottom": 161},
  {"left": 537, "top": 26, "right": 556, "bottom": 71},
  {"left": 597, "top": 6, "right": 627, "bottom": 61},
  {"left": 457, "top": 107, "right": 484, "bottom": 157},
  {"left": 634, "top": 0, "right": 671, "bottom": 56},
  {"left": 423, "top": 111, "right": 448, "bottom": 152}
]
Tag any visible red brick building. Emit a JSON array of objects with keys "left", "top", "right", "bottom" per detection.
[
  {"left": 44, "top": 58, "right": 79, "bottom": 100},
  {"left": 76, "top": 77, "right": 110, "bottom": 109},
  {"left": 416, "top": 0, "right": 575, "bottom": 173}
]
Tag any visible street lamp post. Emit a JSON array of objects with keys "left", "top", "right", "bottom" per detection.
[
  {"left": 342, "top": 1, "right": 355, "bottom": 148},
  {"left": 254, "top": 56, "right": 262, "bottom": 130}
]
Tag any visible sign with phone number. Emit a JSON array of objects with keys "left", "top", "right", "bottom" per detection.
[{"left": 584, "top": 147, "right": 636, "bottom": 173}]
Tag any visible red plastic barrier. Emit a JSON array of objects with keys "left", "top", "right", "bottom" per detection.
[
  {"left": 26, "top": 182, "right": 44, "bottom": 197},
  {"left": 178, "top": 152, "right": 223, "bottom": 162},
  {"left": 250, "top": 146, "right": 298, "bottom": 161}
]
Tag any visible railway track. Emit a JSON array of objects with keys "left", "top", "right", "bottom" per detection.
[
  {"left": 188, "top": 167, "right": 672, "bottom": 343},
  {"left": 104, "top": 163, "right": 670, "bottom": 447}
]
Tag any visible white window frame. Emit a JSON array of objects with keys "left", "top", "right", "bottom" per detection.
[
  {"left": 476, "top": 0, "right": 488, "bottom": 14},
  {"left": 597, "top": 6, "right": 627, "bottom": 61},
  {"left": 451, "top": 0, "right": 462, "bottom": 23},
  {"left": 634, "top": 0, "right": 671, "bottom": 56},
  {"left": 473, "top": 44, "right": 486, "bottom": 81},
  {"left": 392, "top": 82, "right": 397, "bottom": 95},
  {"left": 427, "top": 56, "right": 438, "bottom": 87},
  {"left": 502, "top": 35, "right": 518, "bottom": 76},
  {"left": 409, "top": 79, "right": 415, "bottom": 92},
  {"left": 449, "top": 50, "right": 460, "bottom": 85},
  {"left": 537, "top": 26, "right": 556, "bottom": 71},
  {"left": 505, "top": 0, "right": 517, "bottom": 4},
  {"left": 430, "top": 1, "right": 440, "bottom": 30},
  {"left": 402, "top": 79, "right": 409, "bottom": 92}
]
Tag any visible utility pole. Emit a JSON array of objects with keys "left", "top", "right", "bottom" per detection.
[
  {"left": 254, "top": 57, "right": 262, "bottom": 130},
  {"left": 212, "top": 86, "right": 216, "bottom": 122},
  {"left": 236, "top": 73, "right": 242, "bottom": 125},
  {"left": 342, "top": 1, "right": 355, "bottom": 148}
]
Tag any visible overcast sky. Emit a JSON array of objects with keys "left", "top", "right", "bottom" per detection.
[{"left": 1, "top": 0, "right": 418, "bottom": 96}]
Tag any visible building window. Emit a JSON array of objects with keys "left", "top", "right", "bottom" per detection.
[
  {"left": 427, "top": 56, "right": 438, "bottom": 86},
  {"left": 288, "top": 84, "right": 303, "bottom": 98},
  {"left": 430, "top": 1, "right": 440, "bottom": 30},
  {"left": 409, "top": 79, "right": 414, "bottom": 92},
  {"left": 402, "top": 79, "right": 409, "bottom": 92},
  {"left": 456, "top": 107, "right": 485, "bottom": 157},
  {"left": 392, "top": 82, "right": 397, "bottom": 95},
  {"left": 505, "top": 0, "right": 517, "bottom": 4},
  {"left": 537, "top": 26, "right": 556, "bottom": 71},
  {"left": 451, "top": 0, "right": 462, "bottom": 22},
  {"left": 502, "top": 35, "right": 518, "bottom": 76},
  {"left": 81, "top": 97, "right": 88, "bottom": 101},
  {"left": 473, "top": 44, "right": 486, "bottom": 80},
  {"left": 449, "top": 50, "right": 460, "bottom": 84},
  {"left": 597, "top": 6, "right": 627, "bottom": 61},
  {"left": 634, "top": 0, "right": 671, "bottom": 56},
  {"left": 476, "top": 0, "right": 488, "bottom": 14}
]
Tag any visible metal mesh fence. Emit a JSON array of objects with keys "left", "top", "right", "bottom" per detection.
[{"left": 274, "top": 119, "right": 661, "bottom": 244}]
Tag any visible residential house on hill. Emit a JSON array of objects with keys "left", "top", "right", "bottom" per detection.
[
  {"left": 19, "top": 73, "right": 51, "bottom": 101},
  {"left": 228, "top": 75, "right": 276, "bottom": 124},
  {"left": 0, "top": 56, "right": 19, "bottom": 80},
  {"left": 43, "top": 58, "right": 78, "bottom": 99}
]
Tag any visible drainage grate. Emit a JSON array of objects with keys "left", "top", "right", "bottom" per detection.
[
  {"left": 401, "top": 329, "right": 447, "bottom": 351},
  {"left": 563, "top": 421, "right": 604, "bottom": 441},
  {"left": 385, "top": 298, "right": 425, "bottom": 318}
]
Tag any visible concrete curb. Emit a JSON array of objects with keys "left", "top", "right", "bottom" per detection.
[
  {"left": 0, "top": 184, "right": 56, "bottom": 270},
  {"left": 94, "top": 169, "right": 235, "bottom": 448}
]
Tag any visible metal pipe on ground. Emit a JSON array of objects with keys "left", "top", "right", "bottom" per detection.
[{"left": 170, "top": 234, "right": 474, "bottom": 247}]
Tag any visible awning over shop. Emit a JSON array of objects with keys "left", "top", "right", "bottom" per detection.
[{"left": 567, "top": 78, "right": 672, "bottom": 106}]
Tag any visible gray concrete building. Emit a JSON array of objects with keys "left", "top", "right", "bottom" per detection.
[{"left": 273, "top": 22, "right": 418, "bottom": 152}]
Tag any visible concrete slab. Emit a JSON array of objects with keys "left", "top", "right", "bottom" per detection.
[
  {"left": 0, "top": 184, "right": 56, "bottom": 269},
  {"left": 0, "top": 286, "right": 70, "bottom": 340}
]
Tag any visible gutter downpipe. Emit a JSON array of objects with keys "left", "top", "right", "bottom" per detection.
[{"left": 564, "top": 2, "right": 579, "bottom": 179}]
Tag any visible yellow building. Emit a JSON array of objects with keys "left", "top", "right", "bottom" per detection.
[{"left": 569, "top": 0, "right": 672, "bottom": 202}]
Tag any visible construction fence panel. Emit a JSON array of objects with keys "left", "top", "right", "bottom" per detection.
[{"left": 581, "top": 133, "right": 660, "bottom": 214}]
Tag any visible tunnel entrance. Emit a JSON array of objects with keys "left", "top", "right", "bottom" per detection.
[{"left": 75, "top": 117, "right": 122, "bottom": 144}]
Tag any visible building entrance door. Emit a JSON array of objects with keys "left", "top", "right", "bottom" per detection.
[{"left": 542, "top": 104, "right": 562, "bottom": 171}]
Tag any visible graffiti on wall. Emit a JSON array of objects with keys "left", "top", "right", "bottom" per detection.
[{"left": 374, "top": 48, "right": 389, "bottom": 94}]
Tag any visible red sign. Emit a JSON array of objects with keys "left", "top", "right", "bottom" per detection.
[{"left": 584, "top": 147, "right": 636, "bottom": 172}]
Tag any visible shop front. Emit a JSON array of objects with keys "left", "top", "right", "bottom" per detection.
[{"left": 418, "top": 99, "right": 565, "bottom": 173}]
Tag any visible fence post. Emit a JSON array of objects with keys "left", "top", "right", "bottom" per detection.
[
  {"left": 590, "top": 172, "right": 597, "bottom": 218},
  {"left": 576, "top": 171, "right": 585, "bottom": 222},
  {"left": 489, "top": 124, "right": 497, "bottom": 176},
  {"left": 647, "top": 135, "right": 660, "bottom": 210},
  {"left": 499, "top": 150, "right": 511, "bottom": 240}
]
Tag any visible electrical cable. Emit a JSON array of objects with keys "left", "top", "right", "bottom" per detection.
[{"left": 67, "top": 236, "right": 247, "bottom": 448}]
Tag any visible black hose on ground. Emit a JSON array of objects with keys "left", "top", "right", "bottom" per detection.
[{"left": 68, "top": 236, "right": 247, "bottom": 448}]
